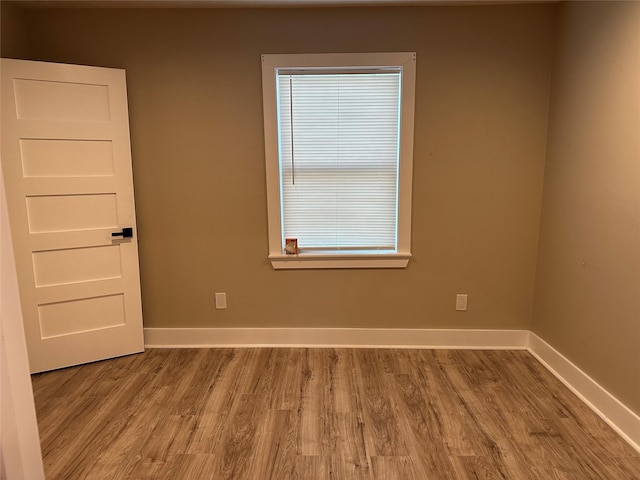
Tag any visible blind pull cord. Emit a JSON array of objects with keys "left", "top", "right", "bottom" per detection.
[{"left": 289, "top": 77, "right": 295, "bottom": 185}]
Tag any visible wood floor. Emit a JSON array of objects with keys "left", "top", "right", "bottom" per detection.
[{"left": 32, "top": 348, "right": 640, "bottom": 479}]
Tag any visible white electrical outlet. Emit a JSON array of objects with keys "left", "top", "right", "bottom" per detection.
[
  {"left": 215, "top": 292, "right": 227, "bottom": 310},
  {"left": 456, "top": 294, "right": 468, "bottom": 311}
]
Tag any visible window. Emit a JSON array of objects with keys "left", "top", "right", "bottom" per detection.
[{"left": 261, "top": 53, "right": 416, "bottom": 269}]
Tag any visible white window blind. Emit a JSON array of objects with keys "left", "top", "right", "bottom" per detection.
[{"left": 277, "top": 71, "right": 401, "bottom": 252}]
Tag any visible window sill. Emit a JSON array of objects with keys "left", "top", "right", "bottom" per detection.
[{"left": 268, "top": 253, "right": 411, "bottom": 270}]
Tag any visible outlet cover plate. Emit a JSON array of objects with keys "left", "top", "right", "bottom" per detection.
[
  {"left": 456, "top": 294, "right": 468, "bottom": 311},
  {"left": 215, "top": 293, "right": 227, "bottom": 310}
]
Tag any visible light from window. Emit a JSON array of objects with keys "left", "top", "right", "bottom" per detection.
[{"left": 262, "top": 53, "right": 416, "bottom": 269}]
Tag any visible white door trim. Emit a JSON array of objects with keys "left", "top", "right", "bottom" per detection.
[{"left": 1, "top": 169, "right": 45, "bottom": 480}]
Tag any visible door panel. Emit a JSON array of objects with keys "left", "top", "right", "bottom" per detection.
[
  {"left": 32, "top": 245, "right": 122, "bottom": 287},
  {"left": 38, "top": 294, "right": 126, "bottom": 338},
  {"left": 1, "top": 58, "right": 144, "bottom": 373},
  {"left": 26, "top": 194, "right": 119, "bottom": 233},
  {"left": 20, "top": 139, "right": 115, "bottom": 178},
  {"left": 14, "top": 78, "right": 111, "bottom": 122}
]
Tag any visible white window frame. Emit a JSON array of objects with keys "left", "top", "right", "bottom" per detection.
[{"left": 261, "top": 52, "right": 416, "bottom": 270}]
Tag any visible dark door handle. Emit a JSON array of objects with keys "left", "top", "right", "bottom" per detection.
[{"left": 112, "top": 227, "right": 133, "bottom": 238}]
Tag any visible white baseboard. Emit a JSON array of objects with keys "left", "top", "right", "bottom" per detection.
[
  {"left": 527, "top": 332, "right": 640, "bottom": 453},
  {"left": 143, "top": 327, "right": 529, "bottom": 349},
  {"left": 143, "top": 327, "right": 639, "bottom": 452}
]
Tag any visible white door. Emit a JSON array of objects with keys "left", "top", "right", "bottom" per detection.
[{"left": 1, "top": 58, "right": 144, "bottom": 373}]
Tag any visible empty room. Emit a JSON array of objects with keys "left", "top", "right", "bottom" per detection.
[{"left": 1, "top": 0, "right": 639, "bottom": 478}]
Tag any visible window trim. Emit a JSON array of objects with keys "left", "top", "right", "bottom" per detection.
[{"left": 261, "top": 52, "right": 416, "bottom": 270}]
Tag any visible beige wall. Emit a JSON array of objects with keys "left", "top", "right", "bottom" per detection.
[
  {"left": 1, "top": 4, "right": 554, "bottom": 331},
  {"left": 533, "top": 1, "right": 640, "bottom": 414}
]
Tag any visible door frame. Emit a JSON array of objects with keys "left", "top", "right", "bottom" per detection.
[{"left": 1, "top": 167, "right": 45, "bottom": 480}]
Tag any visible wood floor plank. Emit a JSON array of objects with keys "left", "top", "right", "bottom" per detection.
[
  {"left": 328, "top": 348, "right": 363, "bottom": 414},
  {"left": 249, "top": 408, "right": 298, "bottom": 479},
  {"left": 370, "top": 455, "right": 427, "bottom": 480},
  {"left": 31, "top": 348, "right": 640, "bottom": 480},
  {"left": 296, "top": 349, "right": 325, "bottom": 456},
  {"left": 83, "top": 386, "right": 172, "bottom": 480},
  {"left": 329, "top": 456, "right": 373, "bottom": 480},
  {"left": 271, "top": 349, "right": 304, "bottom": 411},
  {"left": 389, "top": 372, "right": 458, "bottom": 479},
  {"left": 171, "top": 349, "right": 227, "bottom": 416},
  {"left": 42, "top": 371, "right": 158, "bottom": 480},
  {"left": 354, "top": 349, "right": 409, "bottom": 457},
  {"left": 450, "top": 455, "right": 512, "bottom": 480},
  {"left": 31, "top": 363, "right": 83, "bottom": 401},
  {"left": 293, "top": 455, "right": 330, "bottom": 479},
  {"left": 323, "top": 412, "right": 371, "bottom": 472},
  {"left": 200, "top": 349, "right": 247, "bottom": 415},
  {"left": 214, "top": 393, "right": 265, "bottom": 479},
  {"left": 417, "top": 351, "right": 494, "bottom": 457},
  {"left": 165, "top": 454, "right": 218, "bottom": 480}
]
